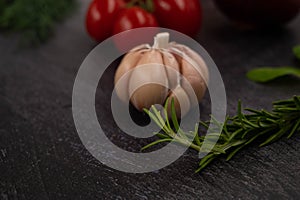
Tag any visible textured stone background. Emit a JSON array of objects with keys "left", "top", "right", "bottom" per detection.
[{"left": 0, "top": 0, "right": 300, "bottom": 199}]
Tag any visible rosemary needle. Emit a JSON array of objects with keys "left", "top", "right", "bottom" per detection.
[{"left": 142, "top": 96, "right": 300, "bottom": 173}]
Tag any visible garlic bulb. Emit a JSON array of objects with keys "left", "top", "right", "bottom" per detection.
[{"left": 114, "top": 32, "right": 209, "bottom": 117}]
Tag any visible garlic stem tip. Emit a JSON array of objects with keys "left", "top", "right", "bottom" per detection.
[{"left": 153, "top": 32, "right": 170, "bottom": 49}]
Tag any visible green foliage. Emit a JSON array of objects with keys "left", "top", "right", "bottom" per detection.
[
  {"left": 293, "top": 45, "right": 300, "bottom": 60},
  {"left": 0, "top": 0, "right": 76, "bottom": 44},
  {"left": 247, "top": 66, "right": 300, "bottom": 83},
  {"left": 247, "top": 45, "right": 300, "bottom": 83},
  {"left": 143, "top": 96, "right": 300, "bottom": 173}
]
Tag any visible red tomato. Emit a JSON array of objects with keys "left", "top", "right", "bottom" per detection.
[
  {"left": 86, "top": 0, "right": 125, "bottom": 42},
  {"left": 113, "top": 7, "right": 159, "bottom": 52},
  {"left": 113, "top": 7, "right": 158, "bottom": 34},
  {"left": 153, "top": 0, "right": 202, "bottom": 36}
]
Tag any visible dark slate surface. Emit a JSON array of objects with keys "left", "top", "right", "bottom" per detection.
[{"left": 1, "top": 0, "right": 300, "bottom": 199}]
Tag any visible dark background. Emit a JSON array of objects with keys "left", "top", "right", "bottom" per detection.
[{"left": 1, "top": 0, "right": 300, "bottom": 199}]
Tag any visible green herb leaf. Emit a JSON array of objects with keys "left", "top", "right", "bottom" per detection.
[
  {"left": 293, "top": 45, "right": 300, "bottom": 60},
  {"left": 171, "top": 98, "right": 180, "bottom": 132},
  {"left": 247, "top": 67, "right": 300, "bottom": 83},
  {"left": 141, "top": 138, "right": 173, "bottom": 151}
]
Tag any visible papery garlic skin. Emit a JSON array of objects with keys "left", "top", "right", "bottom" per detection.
[{"left": 114, "top": 33, "right": 209, "bottom": 118}]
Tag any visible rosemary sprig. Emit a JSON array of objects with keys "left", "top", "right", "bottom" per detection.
[{"left": 142, "top": 96, "right": 300, "bottom": 173}]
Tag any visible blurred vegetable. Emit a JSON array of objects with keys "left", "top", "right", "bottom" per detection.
[
  {"left": 214, "top": 0, "right": 300, "bottom": 27},
  {"left": 112, "top": 6, "right": 158, "bottom": 51},
  {"left": 113, "top": 6, "right": 158, "bottom": 35},
  {"left": 0, "top": 0, "right": 76, "bottom": 44},
  {"left": 86, "top": 0, "right": 158, "bottom": 43},
  {"left": 85, "top": 0, "right": 203, "bottom": 43},
  {"left": 86, "top": 0, "right": 124, "bottom": 42},
  {"left": 153, "top": 0, "right": 202, "bottom": 36}
]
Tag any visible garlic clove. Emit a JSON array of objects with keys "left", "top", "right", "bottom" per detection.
[
  {"left": 114, "top": 48, "right": 148, "bottom": 102},
  {"left": 129, "top": 50, "right": 169, "bottom": 110},
  {"left": 180, "top": 57, "right": 208, "bottom": 106},
  {"left": 170, "top": 43, "right": 209, "bottom": 84},
  {"left": 169, "top": 43, "right": 209, "bottom": 106}
]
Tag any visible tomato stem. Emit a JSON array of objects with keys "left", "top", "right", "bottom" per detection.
[
  {"left": 126, "top": 0, "right": 154, "bottom": 13},
  {"left": 126, "top": 0, "right": 140, "bottom": 8}
]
